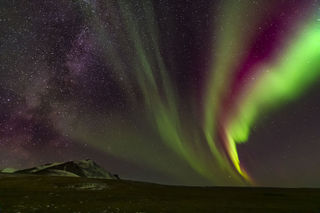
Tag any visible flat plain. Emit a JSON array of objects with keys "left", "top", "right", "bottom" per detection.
[{"left": 0, "top": 174, "right": 319, "bottom": 213}]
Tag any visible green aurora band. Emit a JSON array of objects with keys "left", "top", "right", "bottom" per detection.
[
  {"left": 204, "top": 0, "right": 274, "bottom": 181},
  {"left": 117, "top": 0, "right": 225, "bottom": 183},
  {"left": 65, "top": 0, "right": 320, "bottom": 185},
  {"left": 222, "top": 18, "right": 320, "bottom": 181}
]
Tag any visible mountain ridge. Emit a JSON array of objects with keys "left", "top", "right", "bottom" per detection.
[{"left": 0, "top": 159, "right": 120, "bottom": 180}]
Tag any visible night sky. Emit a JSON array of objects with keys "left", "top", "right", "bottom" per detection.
[{"left": 1, "top": 0, "right": 320, "bottom": 187}]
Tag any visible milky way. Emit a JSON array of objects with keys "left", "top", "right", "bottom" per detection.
[{"left": 1, "top": 0, "right": 320, "bottom": 186}]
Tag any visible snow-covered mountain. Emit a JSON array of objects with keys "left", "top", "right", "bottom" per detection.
[{"left": 1, "top": 159, "right": 120, "bottom": 180}]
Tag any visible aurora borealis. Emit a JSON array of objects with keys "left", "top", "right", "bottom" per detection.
[{"left": 1, "top": 0, "right": 320, "bottom": 187}]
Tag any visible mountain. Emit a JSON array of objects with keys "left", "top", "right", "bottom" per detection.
[{"left": 0, "top": 159, "right": 119, "bottom": 180}]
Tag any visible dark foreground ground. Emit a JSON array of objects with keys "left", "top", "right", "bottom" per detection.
[{"left": 0, "top": 175, "right": 319, "bottom": 213}]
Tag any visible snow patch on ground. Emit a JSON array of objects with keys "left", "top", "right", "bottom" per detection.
[{"left": 67, "top": 182, "right": 110, "bottom": 191}]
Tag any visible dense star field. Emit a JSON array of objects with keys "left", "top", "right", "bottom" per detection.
[{"left": 1, "top": 0, "right": 320, "bottom": 187}]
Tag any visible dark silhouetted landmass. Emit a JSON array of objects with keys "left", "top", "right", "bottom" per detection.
[{"left": 0, "top": 161, "right": 320, "bottom": 212}]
